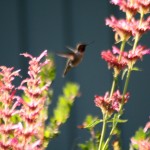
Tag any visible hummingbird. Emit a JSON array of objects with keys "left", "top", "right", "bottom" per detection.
[{"left": 57, "top": 43, "right": 88, "bottom": 77}]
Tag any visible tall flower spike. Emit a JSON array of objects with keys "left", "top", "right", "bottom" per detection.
[{"left": 18, "top": 50, "right": 51, "bottom": 149}]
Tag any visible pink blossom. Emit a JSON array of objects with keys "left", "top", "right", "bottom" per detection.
[
  {"left": 106, "top": 16, "right": 133, "bottom": 41},
  {"left": 144, "top": 121, "right": 150, "bottom": 132},
  {"left": 112, "top": 90, "right": 129, "bottom": 111},
  {"left": 19, "top": 79, "right": 50, "bottom": 98},
  {"left": 131, "top": 119, "right": 150, "bottom": 150},
  {"left": 16, "top": 123, "right": 38, "bottom": 138},
  {"left": 19, "top": 106, "right": 43, "bottom": 124},
  {"left": 106, "top": 16, "right": 150, "bottom": 40},
  {"left": 131, "top": 138, "right": 150, "bottom": 150},
  {"left": 94, "top": 90, "right": 129, "bottom": 115},
  {"left": 27, "top": 140, "right": 41, "bottom": 150},
  {"left": 0, "top": 102, "right": 20, "bottom": 119},
  {"left": 112, "top": 45, "right": 150, "bottom": 62},
  {"left": 111, "top": 0, "right": 150, "bottom": 15},
  {"left": 136, "top": 0, "right": 150, "bottom": 14},
  {"left": 130, "top": 17, "right": 150, "bottom": 36},
  {"left": 21, "top": 50, "right": 49, "bottom": 78},
  {"left": 0, "top": 66, "right": 20, "bottom": 91},
  {"left": 0, "top": 123, "right": 22, "bottom": 135},
  {"left": 111, "top": 0, "right": 138, "bottom": 19},
  {"left": 101, "top": 49, "right": 128, "bottom": 70},
  {"left": 0, "top": 137, "right": 22, "bottom": 150}
]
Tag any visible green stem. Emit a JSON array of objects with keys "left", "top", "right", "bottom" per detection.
[
  {"left": 139, "top": 12, "right": 144, "bottom": 26},
  {"left": 132, "top": 34, "right": 139, "bottom": 53},
  {"left": 109, "top": 77, "right": 117, "bottom": 98},
  {"left": 118, "top": 39, "right": 126, "bottom": 61},
  {"left": 109, "top": 40, "right": 126, "bottom": 99},
  {"left": 120, "top": 29, "right": 139, "bottom": 105},
  {"left": 98, "top": 114, "right": 108, "bottom": 150},
  {"left": 102, "top": 121, "right": 117, "bottom": 150}
]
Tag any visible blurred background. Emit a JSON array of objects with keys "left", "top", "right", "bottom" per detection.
[{"left": 0, "top": 0, "right": 150, "bottom": 149}]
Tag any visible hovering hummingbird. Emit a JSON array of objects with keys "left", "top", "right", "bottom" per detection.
[{"left": 57, "top": 43, "right": 89, "bottom": 77}]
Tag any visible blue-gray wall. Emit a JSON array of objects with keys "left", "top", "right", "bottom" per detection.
[{"left": 0, "top": 1, "right": 150, "bottom": 150}]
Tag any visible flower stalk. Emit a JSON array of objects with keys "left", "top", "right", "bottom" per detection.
[
  {"left": 94, "top": 1, "right": 150, "bottom": 149},
  {"left": 98, "top": 114, "right": 108, "bottom": 150}
]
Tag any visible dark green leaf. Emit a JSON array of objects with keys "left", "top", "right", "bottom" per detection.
[{"left": 85, "top": 119, "right": 103, "bottom": 128}]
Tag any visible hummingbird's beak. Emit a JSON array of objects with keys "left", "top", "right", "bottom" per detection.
[{"left": 86, "top": 41, "right": 95, "bottom": 47}]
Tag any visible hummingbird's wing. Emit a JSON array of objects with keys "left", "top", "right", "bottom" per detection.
[
  {"left": 57, "top": 52, "right": 74, "bottom": 60},
  {"left": 63, "top": 60, "right": 72, "bottom": 77},
  {"left": 66, "top": 46, "right": 76, "bottom": 53}
]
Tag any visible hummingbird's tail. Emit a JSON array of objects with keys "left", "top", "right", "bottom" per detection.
[{"left": 63, "top": 64, "right": 72, "bottom": 77}]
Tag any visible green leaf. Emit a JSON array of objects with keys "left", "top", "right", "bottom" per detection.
[
  {"left": 108, "top": 118, "right": 128, "bottom": 123},
  {"left": 40, "top": 53, "right": 56, "bottom": 83},
  {"left": 134, "top": 128, "right": 146, "bottom": 140},
  {"left": 49, "top": 82, "right": 80, "bottom": 139},
  {"left": 146, "top": 130, "right": 150, "bottom": 138},
  {"left": 116, "top": 118, "right": 128, "bottom": 123},
  {"left": 78, "top": 140, "right": 97, "bottom": 150},
  {"left": 44, "top": 129, "right": 51, "bottom": 138},
  {"left": 10, "top": 114, "right": 21, "bottom": 123},
  {"left": 85, "top": 119, "right": 103, "bottom": 129},
  {"left": 63, "top": 82, "right": 80, "bottom": 100},
  {"left": 132, "top": 67, "right": 142, "bottom": 72},
  {"left": 122, "top": 68, "right": 128, "bottom": 80}
]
